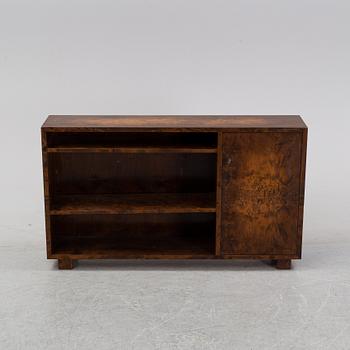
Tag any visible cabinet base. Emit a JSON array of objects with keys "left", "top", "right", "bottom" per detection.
[
  {"left": 58, "top": 258, "right": 76, "bottom": 270},
  {"left": 273, "top": 259, "right": 292, "bottom": 269},
  {"left": 55, "top": 258, "right": 294, "bottom": 270}
]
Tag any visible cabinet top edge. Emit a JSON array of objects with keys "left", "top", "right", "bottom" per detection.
[{"left": 42, "top": 115, "right": 307, "bottom": 130}]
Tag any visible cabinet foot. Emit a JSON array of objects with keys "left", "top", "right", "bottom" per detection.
[
  {"left": 58, "top": 258, "right": 76, "bottom": 270},
  {"left": 273, "top": 259, "right": 291, "bottom": 269}
]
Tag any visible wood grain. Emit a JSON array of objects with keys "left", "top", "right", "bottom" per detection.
[
  {"left": 42, "top": 115, "right": 307, "bottom": 130},
  {"left": 50, "top": 193, "right": 216, "bottom": 215},
  {"left": 221, "top": 132, "right": 302, "bottom": 256},
  {"left": 41, "top": 130, "right": 52, "bottom": 257},
  {"left": 48, "top": 152, "right": 216, "bottom": 195},
  {"left": 46, "top": 146, "right": 216, "bottom": 154},
  {"left": 296, "top": 128, "right": 308, "bottom": 258},
  {"left": 215, "top": 132, "right": 223, "bottom": 256},
  {"left": 41, "top": 116, "right": 307, "bottom": 268},
  {"left": 51, "top": 213, "right": 215, "bottom": 259}
]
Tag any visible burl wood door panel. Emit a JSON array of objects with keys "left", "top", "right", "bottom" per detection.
[{"left": 221, "top": 132, "right": 302, "bottom": 256}]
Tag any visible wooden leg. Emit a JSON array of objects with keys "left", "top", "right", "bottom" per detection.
[
  {"left": 273, "top": 259, "right": 291, "bottom": 270},
  {"left": 58, "top": 257, "right": 76, "bottom": 270}
]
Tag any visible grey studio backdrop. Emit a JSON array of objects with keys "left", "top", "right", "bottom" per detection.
[{"left": 0, "top": 1, "right": 350, "bottom": 349}]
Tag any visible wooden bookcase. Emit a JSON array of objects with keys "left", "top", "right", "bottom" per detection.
[{"left": 41, "top": 115, "right": 307, "bottom": 269}]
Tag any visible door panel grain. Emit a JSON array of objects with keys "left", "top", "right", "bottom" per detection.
[{"left": 221, "top": 132, "right": 302, "bottom": 256}]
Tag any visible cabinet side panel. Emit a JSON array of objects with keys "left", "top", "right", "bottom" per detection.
[
  {"left": 296, "top": 128, "right": 308, "bottom": 258},
  {"left": 221, "top": 132, "right": 302, "bottom": 256},
  {"left": 41, "top": 129, "right": 52, "bottom": 257}
]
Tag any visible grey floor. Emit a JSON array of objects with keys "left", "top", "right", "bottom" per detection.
[{"left": 1, "top": 225, "right": 350, "bottom": 350}]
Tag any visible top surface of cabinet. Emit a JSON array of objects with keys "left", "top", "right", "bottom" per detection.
[{"left": 42, "top": 115, "right": 307, "bottom": 131}]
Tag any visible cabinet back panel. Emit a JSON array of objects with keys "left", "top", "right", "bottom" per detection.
[
  {"left": 46, "top": 132, "right": 217, "bottom": 148},
  {"left": 49, "top": 153, "right": 216, "bottom": 194},
  {"left": 51, "top": 213, "right": 216, "bottom": 255}
]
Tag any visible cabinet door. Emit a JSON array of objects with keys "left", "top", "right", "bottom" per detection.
[{"left": 221, "top": 132, "right": 303, "bottom": 256}]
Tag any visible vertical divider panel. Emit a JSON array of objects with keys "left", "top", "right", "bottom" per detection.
[{"left": 215, "top": 132, "right": 223, "bottom": 256}]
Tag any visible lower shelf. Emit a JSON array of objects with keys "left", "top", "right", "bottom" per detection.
[
  {"left": 50, "top": 192, "right": 216, "bottom": 215},
  {"left": 52, "top": 239, "right": 214, "bottom": 259},
  {"left": 50, "top": 213, "right": 216, "bottom": 259}
]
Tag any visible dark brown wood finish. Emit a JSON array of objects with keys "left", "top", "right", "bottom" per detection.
[
  {"left": 58, "top": 257, "right": 75, "bottom": 270},
  {"left": 215, "top": 132, "right": 223, "bottom": 256},
  {"left": 221, "top": 132, "right": 302, "bottom": 257},
  {"left": 42, "top": 115, "right": 307, "bottom": 130},
  {"left": 274, "top": 259, "right": 292, "bottom": 270},
  {"left": 297, "top": 128, "right": 308, "bottom": 258},
  {"left": 47, "top": 146, "right": 217, "bottom": 154},
  {"left": 41, "top": 115, "right": 307, "bottom": 269},
  {"left": 50, "top": 193, "right": 216, "bottom": 215},
  {"left": 46, "top": 131, "right": 217, "bottom": 153},
  {"left": 41, "top": 130, "right": 52, "bottom": 257},
  {"left": 48, "top": 153, "right": 216, "bottom": 195},
  {"left": 51, "top": 213, "right": 216, "bottom": 259}
]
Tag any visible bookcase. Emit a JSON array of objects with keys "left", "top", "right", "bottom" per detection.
[{"left": 42, "top": 115, "right": 307, "bottom": 269}]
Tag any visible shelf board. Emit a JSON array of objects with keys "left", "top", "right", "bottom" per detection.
[
  {"left": 51, "top": 249, "right": 214, "bottom": 259},
  {"left": 46, "top": 146, "right": 217, "bottom": 154},
  {"left": 51, "top": 230, "right": 215, "bottom": 259},
  {"left": 50, "top": 193, "right": 216, "bottom": 215}
]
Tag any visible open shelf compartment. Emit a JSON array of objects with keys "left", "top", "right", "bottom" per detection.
[
  {"left": 48, "top": 152, "right": 217, "bottom": 199},
  {"left": 46, "top": 131, "right": 218, "bottom": 259},
  {"left": 46, "top": 132, "right": 218, "bottom": 153},
  {"left": 51, "top": 213, "right": 216, "bottom": 258}
]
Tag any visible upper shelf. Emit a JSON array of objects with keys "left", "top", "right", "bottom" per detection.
[
  {"left": 45, "top": 131, "right": 218, "bottom": 153},
  {"left": 50, "top": 193, "right": 216, "bottom": 215},
  {"left": 46, "top": 146, "right": 217, "bottom": 154}
]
